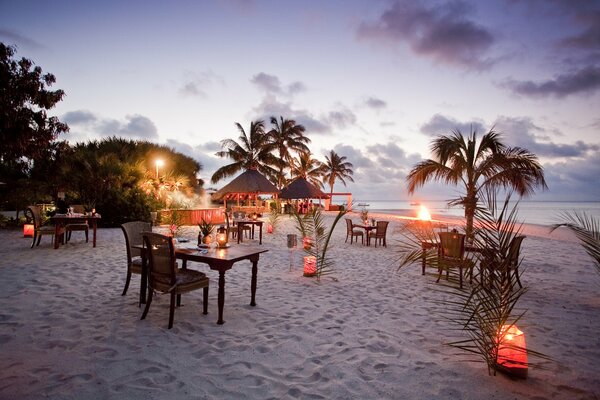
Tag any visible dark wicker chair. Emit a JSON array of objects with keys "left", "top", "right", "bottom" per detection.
[
  {"left": 233, "top": 211, "right": 251, "bottom": 239},
  {"left": 141, "top": 232, "right": 209, "bottom": 329},
  {"left": 28, "top": 205, "right": 63, "bottom": 248},
  {"left": 345, "top": 218, "right": 364, "bottom": 245},
  {"left": 121, "top": 221, "right": 152, "bottom": 302},
  {"left": 368, "top": 221, "right": 389, "bottom": 247},
  {"left": 437, "top": 232, "right": 474, "bottom": 289},
  {"left": 65, "top": 204, "right": 89, "bottom": 243}
]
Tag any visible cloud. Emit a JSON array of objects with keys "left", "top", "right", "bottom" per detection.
[
  {"left": 357, "top": 1, "right": 495, "bottom": 69},
  {"left": 61, "top": 110, "right": 159, "bottom": 142},
  {"left": 561, "top": 10, "right": 600, "bottom": 50},
  {"left": 62, "top": 110, "right": 97, "bottom": 125},
  {"left": 365, "top": 96, "right": 387, "bottom": 110},
  {"left": 502, "top": 66, "right": 600, "bottom": 98},
  {"left": 325, "top": 106, "right": 357, "bottom": 129},
  {"left": 178, "top": 70, "right": 224, "bottom": 98},
  {"left": 494, "top": 116, "right": 599, "bottom": 158},
  {"left": 251, "top": 94, "right": 330, "bottom": 134},
  {"left": 420, "top": 114, "right": 486, "bottom": 136},
  {"left": 0, "top": 29, "right": 44, "bottom": 49},
  {"left": 250, "top": 72, "right": 306, "bottom": 96}
]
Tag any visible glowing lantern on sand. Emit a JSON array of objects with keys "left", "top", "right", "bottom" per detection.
[
  {"left": 418, "top": 205, "right": 431, "bottom": 221},
  {"left": 303, "top": 236, "right": 313, "bottom": 250},
  {"left": 23, "top": 224, "right": 34, "bottom": 237},
  {"left": 303, "top": 256, "right": 316, "bottom": 277},
  {"left": 496, "top": 324, "right": 528, "bottom": 378}
]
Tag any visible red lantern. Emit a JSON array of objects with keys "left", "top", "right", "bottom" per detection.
[
  {"left": 496, "top": 324, "right": 528, "bottom": 378},
  {"left": 267, "top": 224, "right": 273, "bottom": 234},
  {"left": 23, "top": 224, "right": 34, "bottom": 237},
  {"left": 303, "top": 236, "right": 312, "bottom": 250},
  {"left": 303, "top": 256, "right": 316, "bottom": 277}
]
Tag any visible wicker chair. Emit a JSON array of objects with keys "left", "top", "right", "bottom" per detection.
[
  {"left": 345, "top": 218, "right": 364, "bottom": 245},
  {"left": 121, "top": 221, "right": 151, "bottom": 302},
  {"left": 28, "top": 205, "right": 63, "bottom": 248},
  {"left": 233, "top": 211, "right": 251, "bottom": 239},
  {"left": 368, "top": 221, "right": 389, "bottom": 247},
  {"left": 65, "top": 204, "right": 89, "bottom": 243},
  {"left": 141, "top": 232, "right": 209, "bottom": 329},
  {"left": 482, "top": 235, "right": 526, "bottom": 289},
  {"left": 437, "top": 232, "right": 474, "bottom": 289}
]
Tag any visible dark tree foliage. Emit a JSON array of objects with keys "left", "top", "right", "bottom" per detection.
[{"left": 0, "top": 43, "right": 69, "bottom": 173}]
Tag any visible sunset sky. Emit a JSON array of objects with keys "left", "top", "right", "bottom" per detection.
[{"left": 2, "top": 0, "right": 599, "bottom": 201}]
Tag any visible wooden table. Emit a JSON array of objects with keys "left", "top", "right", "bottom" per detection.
[
  {"left": 355, "top": 224, "right": 376, "bottom": 246},
  {"left": 50, "top": 214, "right": 101, "bottom": 249},
  {"left": 136, "top": 244, "right": 268, "bottom": 325},
  {"left": 234, "top": 219, "right": 264, "bottom": 245}
]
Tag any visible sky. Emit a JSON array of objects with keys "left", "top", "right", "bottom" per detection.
[{"left": 1, "top": 0, "right": 599, "bottom": 202}]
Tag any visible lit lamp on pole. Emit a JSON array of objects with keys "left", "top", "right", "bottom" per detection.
[{"left": 155, "top": 159, "right": 164, "bottom": 179}]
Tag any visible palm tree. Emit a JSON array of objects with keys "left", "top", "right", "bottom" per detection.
[
  {"left": 322, "top": 150, "right": 354, "bottom": 195},
  {"left": 211, "top": 120, "right": 278, "bottom": 184},
  {"left": 268, "top": 116, "right": 311, "bottom": 189},
  {"left": 291, "top": 150, "right": 324, "bottom": 189},
  {"left": 406, "top": 129, "right": 547, "bottom": 239},
  {"left": 551, "top": 212, "right": 600, "bottom": 275}
]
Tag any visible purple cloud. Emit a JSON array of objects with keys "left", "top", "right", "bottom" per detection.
[
  {"left": 62, "top": 110, "right": 97, "bottom": 125},
  {"left": 357, "top": 1, "right": 495, "bottom": 69},
  {"left": 420, "top": 114, "right": 485, "bottom": 137},
  {"left": 0, "top": 29, "right": 44, "bottom": 49},
  {"left": 365, "top": 97, "right": 387, "bottom": 110},
  {"left": 561, "top": 10, "right": 600, "bottom": 50},
  {"left": 502, "top": 66, "right": 600, "bottom": 98},
  {"left": 251, "top": 72, "right": 306, "bottom": 96},
  {"left": 251, "top": 95, "right": 330, "bottom": 134}
]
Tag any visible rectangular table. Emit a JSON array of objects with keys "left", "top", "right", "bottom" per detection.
[
  {"left": 50, "top": 214, "right": 101, "bottom": 249},
  {"left": 233, "top": 219, "right": 264, "bottom": 245},
  {"left": 137, "top": 244, "right": 268, "bottom": 325}
]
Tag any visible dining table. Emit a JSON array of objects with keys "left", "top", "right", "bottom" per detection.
[
  {"left": 233, "top": 219, "right": 264, "bottom": 245},
  {"left": 136, "top": 243, "right": 269, "bottom": 325},
  {"left": 50, "top": 213, "right": 101, "bottom": 249},
  {"left": 355, "top": 223, "right": 376, "bottom": 246}
]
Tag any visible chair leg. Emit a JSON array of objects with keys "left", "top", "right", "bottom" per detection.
[
  {"left": 436, "top": 265, "right": 443, "bottom": 283},
  {"left": 85, "top": 229, "right": 89, "bottom": 243},
  {"left": 122, "top": 270, "right": 132, "bottom": 296},
  {"left": 203, "top": 287, "right": 209, "bottom": 315},
  {"left": 36, "top": 235, "right": 42, "bottom": 246},
  {"left": 141, "top": 288, "right": 153, "bottom": 320},
  {"left": 31, "top": 233, "right": 37, "bottom": 248},
  {"left": 168, "top": 292, "right": 176, "bottom": 329},
  {"left": 459, "top": 266, "right": 463, "bottom": 289},
  {"left": 345, "top": 233, "right": 349, "bottom": 243},
  {"left": 177, "top": 294, "right": 182, "bottom": 307}
]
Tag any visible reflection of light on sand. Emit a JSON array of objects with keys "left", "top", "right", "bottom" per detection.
[{"left": 418, "top": 205, "right": 431, "bottom": 221}]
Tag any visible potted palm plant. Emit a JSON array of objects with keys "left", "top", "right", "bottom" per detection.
[{"left": 198, "top": 218, "right": 214, "bottom": 245}]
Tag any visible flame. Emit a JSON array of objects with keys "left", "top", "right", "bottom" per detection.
[{"left": 418, "top": 205, "right": 431, "bottom": 221}]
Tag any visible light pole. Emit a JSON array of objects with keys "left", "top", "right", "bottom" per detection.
[{"left": 155, "top": 159, "right": 164, "bottom": 179}]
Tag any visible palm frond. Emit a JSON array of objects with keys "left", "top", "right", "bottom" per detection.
[{"left": 551, "top": 211, "right": 600, "bottom": 273}]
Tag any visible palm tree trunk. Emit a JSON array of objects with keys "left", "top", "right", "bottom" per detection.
[{"left": 464, "top": 193, "right": 477, "bottom": 240}]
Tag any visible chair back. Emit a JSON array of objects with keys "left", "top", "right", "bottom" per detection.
[
  {"left": 439, "top": 232, "right": 466, "bottom": 259},
  {"left": 121, "top": 221, "right": 152, "bottom": 262},
  {"left": 345, "top": 218, "right": 354, "bottom": 233},
  {"left": 508, "top": 235, "right": 525, "bottom": 266},
  {"left": 143, "top": 232, "right": 177, "bottom": 291},
  {"left": 375, "top": 221, "right": 389, "bottom": 238},
  {"left": 27, "top": 205, "right": 43, "bottom": 229}
]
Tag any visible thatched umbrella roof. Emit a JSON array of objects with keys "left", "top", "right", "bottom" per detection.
[
  {"left": 211, "top": 169, "right": 278, "bottom": 201},
  {"left": 280, "top": 177, "right": 328, "bottom": 199}
]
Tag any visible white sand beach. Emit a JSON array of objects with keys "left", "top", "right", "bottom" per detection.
[{"left": 0, "top": 212, "right": 598, "bottom": 399}]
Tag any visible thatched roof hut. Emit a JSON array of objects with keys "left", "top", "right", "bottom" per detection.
[
  {"left": 280, "top": 177, "right": 328, "bottom": 199},
  {"left": 211, "top": 169, "right": 278, "bottom": 205}
]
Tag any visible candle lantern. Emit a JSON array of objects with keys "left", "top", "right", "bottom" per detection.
[
  {"left": 216, "top": 225, "right": 228, "bottom": 247},
  {"left": 303, "top": 236, "right": 312, "bottom": 250},
  {"left": 303, "top": 256, "right": 317, "bottom": 277},
  {"left": 496, "top": 324, "right": 528, "bottom": 378},
  {"left": 251, "top": 213, "right": 258, "bottom": 221},
  {"left": 267, "top": 224, "right": 273, "bottom": 234},
  {"left": 23, "top": 224, "right": 34, "bottom": 237}
]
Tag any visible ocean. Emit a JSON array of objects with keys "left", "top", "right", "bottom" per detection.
[{"left": 351, "top": 200, "right": 600, "bottom": 227}]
